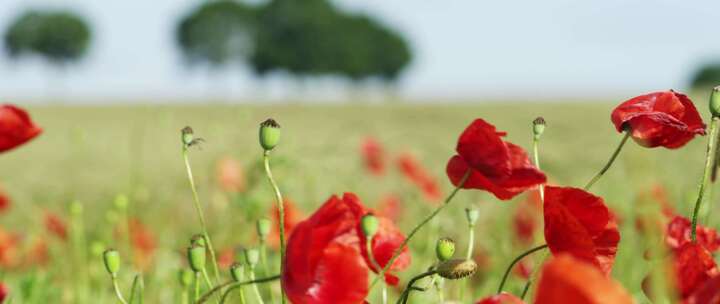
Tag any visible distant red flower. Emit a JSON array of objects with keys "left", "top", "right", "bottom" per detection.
[
  {"left": 397, "top": 153, "right": 443, "bottom": 202},
  {"left": 513, "top": 192, "right": 542, "bottom": 245},
  {"left": 611, "top": 90, "right": 705, "bottom": 149},
  {"left": 534, "top": 254, "right": 633, "bottom": 304},
  {"left": 475, "top": 292, "right": 525, "bottom": 304},
  {"left": 129, "top": 219, "right": 157, "bottom": 270},
  {"left": 0, "top": 228, "right": 19, "bottom": 267},
  {"left": 666, "top": 216, "right": 720, "bottom": 254},
  {"left": 283, "top": 193, "right": 410, "bottom": 303},
  {"left": 513, "top": 258, "right": 533, "bottom": 279},
  {"left": 0, "top": 188, "right": 9, "bottom": 214},
  {"left": 377, "top": 194, "right": 402, "bottom": 222},
  {"left": 216, "top": 157, "right": 246, "bottom": 193},
  {"left": 218, "top": 247, "right": 235, "bottom": 270},
  {"left": 543, "top": 186, "right": 620, "bottom": 276},
  {"left": 0, "top": 104, "right": 42, "bottom": 153},
  {"left": 0, "top": 282, "right": 7, "bottom": 303},
  {"left": 44, "top": 212, "right": 67, "bottom": 241},
  {"left": 361, "top": 137, "right": 386, "bottom": 176},
  {"left": 269, "top": 198, "right": 303, "bottom": 248},
  {"left": 446, "top": 119, "right": 546, "bottom": 200},
  {"left": 649, "top": 184, "right": 676, "bottom": 217}
]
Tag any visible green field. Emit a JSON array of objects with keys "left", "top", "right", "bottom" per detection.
[{"left": 0, "top": 102, "right": 715, "bottom": 303}]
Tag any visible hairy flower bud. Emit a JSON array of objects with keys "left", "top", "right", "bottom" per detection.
[
  {"left": 256, "top": 218, "right": 271, "bottom": 241},
  {"left": 103, "top": 249, "right": 121, "bottom": 276},
  {"left": 436, "top": 237, "right": 456, "bottom": 262},
  {"left": 188, "top": 245, "right": 206, "bottom": 273},
  {"left": 360, "top": 213, "right": 379, "bottom": 237},
  {"left": 436, "top": 259, "right": 478, "bottom": 280},
  {"left": 259, "top": 119, "right": 281, "bottom": 151}
]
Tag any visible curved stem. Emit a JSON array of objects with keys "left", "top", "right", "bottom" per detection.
[
  {"left": 692, "top": 118, "right": 720, "bottom": 241},
  {"left": 183, "top": 149, "right": 221, "bottom": 283},
  {"left": 583, "top": 131, "right": 631, "bottom": 190},
  {"left": 263, "top": 150, "right": 286, "bottom": 304},
  {"left": 366, "top": 239, "right": 387, "bottom": 304},
  {"left": 371, "top": 170, "right": 471, "bottom": 289},
  {"left": 396, "top": 270, "right": 437, "bottom": 304},
  {"left": 520, "top": 279, "right": 532, "bottom": 299},
  {"left": 202, "top": 275, "right": 281, "bottom": 304},
  {"left": 496, "top": 244, "right": 548, "bottom": 293},
  {"left": 248, "top": 271, "right": 265, "bottom": 304},
  {"left": 259, "top": 241, "right": 275, "bottom": 303},
  {"left": 111, "top": 276, "right": 128, "bottom": 304}
]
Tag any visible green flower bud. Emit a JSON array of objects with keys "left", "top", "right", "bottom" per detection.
[
  {"left": 436, "top": 258, "right": 478, "bottom": 280},
  {"left": 244, "top": 248, "right": 260, "bottom": 267},
  {"left": 178, "top": 269, "right": 193, "bottom": 287},
  {"left": 114, "top": 194, "right": 129, "bottom": 210},
  {"left": 103, "top": 249, "right": 121, "bottom": 276},
  {"left": 360, "top": 213, "right": 379, "bottom": 238},
  {"left": 465, "top": 208, "right": 479, "bottom": 226},
  {"left": 532, "top": 117, "right": 546, "bottom": 140},
  {"left": 181, "top": 126, "right": 194, "bottom": 147},
  {"left": 711, "top": 86, "right": 720, "bottom": 117},
  {"left": 256, "top": 218, "right": 271, "bottom": 240},
  {"left": 190, "top": 234, "right": 206, "bottom": 247},
  {"left": 435, "top": 237, "right": 456, "bottom": 262},
  {"left": 259, "top": 119, "right": 281, "bottom": 151},
  {"left": 230, "top": 263, "right": 245, "bottom": 282},
  {"left": 188, "top": 245, "right": 206, "bottom": 273}
]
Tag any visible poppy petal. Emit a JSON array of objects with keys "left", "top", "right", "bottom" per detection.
[{"left": 0, "top": 104, "right": 42, "bottom": 153}]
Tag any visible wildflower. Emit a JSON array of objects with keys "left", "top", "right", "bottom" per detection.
[
  {"left": 44, "top": 212, "right": 68, "bottom": 241},
  {"left": 0, "top": 188, "right": 9, "bottom": 214},
  {"left": 397, "top": 152, "right": 443, "bottom": 202},
  {"left": 361, "top": 137, "right": 386, "bottom": 176},
  {"left": 0, "top": 104, "right": 42, "bottom": 153},
  {"left": 216, "top": 157, "right": 246, "bottom": 193},
  {"left": 666, "top": 215, "right": 720, "bottom": 253}
]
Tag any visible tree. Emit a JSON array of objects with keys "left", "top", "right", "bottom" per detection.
[
  {"left": 4, "top": 10, "right": 91, "bottom": 66},
  {"left": 691, "top": 63, "right": 720, "bottom": 89}
]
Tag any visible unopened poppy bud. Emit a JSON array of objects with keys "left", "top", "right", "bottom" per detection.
[
  {"left": 188, "top": 245, "right": 206, "bottom": 273},
  {"left": 114, "top": 194, "right": 128, "bottom": 210},
  {"left": 436, "top": 259, "right": 478, "bottom": 280},
  {"left": 230, "top": 263, "right": 245, "bottom": 282},
  {"left": 178, "top": 269, "right": 193, "bottom": 287},
  {"left": 360, "top": 214, "right": 379, "bottom": 237},
  {"left": 465, "top": 208, "right": 479, "bottom": 226},
  {"left": 256, "top": 218, "right": 271, "bottom": 240},
  {"left": 532, "top": 117, "right": 546, "bottom": 139},
  {"left": 244, "top": 248, "right": 260, "bottom": 267},
  {"left": 190, "top": 234, "right": 206, "bottom": 247},
  {"left": 436, "top": 237, "right": 456, "bottom": 262},
  {"left": 711, "top": 86, "right": 720, "bottom": 117},
  {"left": 259, "top": 119, "right": 281, "bottom": 151},
  {"left": 103, "top": 249, "right": 121, "bottom": 276},
  {"left": 181, "top": 126, "right": 194, "bottom": 147}
]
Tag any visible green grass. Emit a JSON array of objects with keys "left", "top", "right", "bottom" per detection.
[{"left": 0, "top": 102, "right": 715, "bottom": 303}]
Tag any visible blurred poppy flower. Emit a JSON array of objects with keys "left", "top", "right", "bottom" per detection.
[
  {"left": 513, "top": 192, "right": 542, "bottom": 245},
  {"left": 216, "top": 157, "right": 246, "bottom": 193},
  {"left": 446, "top": 119, "right": 546, "bottom": 200},
  {"left": 475, "top": 292, "right": 525, "bottom": 304},
  {"left": 269, "top": 198, "right": 303, "bottom": 248},
  {"left": 0, "top": 104, "right": 42, "bottom": 153},
  {"left": 128, "top": 219, "right": 157, "bottom": 270},
  {"left": 0, "top": 188, "right": 9, "bottom": 214},
  {"left": 611, "top": 90, "right": 705, "bottom": 149},
  {"left": 0, "top": 282, "right": 7, "bottom": 303},
  {"left": 377, "top": 194, "right": 402, "bottom": 222},
  {"left": 361, "top": 137, "right": 386, "bottom": 176},
  {"left": 397, "top": 153, "right": 443, "bottom": 202},
  {"left": 685, "top": 274, "right": 720, "bottom": 304},
  {"left": 543, "top": 186, "right": 620, "bottom": 276},
  {"left": 26, "top": 238, "right": 49, "bottom": 267},
  {"left": 673, "top": 243, "right": 719, "bottom": 298},
  {"left": 218, "top": 247, "right": 235, "bottom": 270},
  {"left": 666, "top": 216, "right": 720, "bottom": 254},
  {"left": 513, "top": 258, "right": 533, "bottom": 280},
  {"left": 0, "top": 228, "right": 19, "bottom": 267},
  {"left": 44, "top": 212, "right": 68, "bottom": 241},
  {"left": 535, "top": 254, "right": 633, "bottom": 304}
]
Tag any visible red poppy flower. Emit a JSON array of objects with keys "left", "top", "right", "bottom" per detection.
[
  {"left": 397, "top": 153, "right": 443, "bottom": 202},
  {"left": 44, "top": 212, "right": 68, "bottom": 241},
  {"left": 26, "top": 238, "right": 49, "bottom": 267},
  {"left": 218, "top": 247, "right": 235, "bottom": 270},
  {"left": 362, "top": 137, "right": 386, "bottom": 176},
  {"left": 666, "top": 216, "right": 720, "bottom": 253},
  {"left": 0, "top": 228, "right": 19, "bottom": 267},
  {"left": 611, "top": 90, "right": 705, "bottom": 148},
  {"left": 0, "top": 104, "right": 42, "bottom": 153},
  {"left": 673, "top": 243, "right": 719, "bottom": 298},
  {"left": 269, "top": 198, "right": 303, "bottom": 249},
  {"left": 685, "top": 275, "right": 720, "bottom": 304},
  {"left": 128, "top": 219, "right": 157, "bottom": 270},
  {"left": 216, "top": 157, "right": 246, "bottom": 193},
  {"left": 543, "top": 186, "right": 620, "bottom": 276},
  {"left": 475, "top": 292, "right": 525, "bottom": 304},
  {"left": 0, "top": 282, "right": 7, "bottom": 303},
  {"left": 0, "top": 188, "right": 9, "bottom": 214},
  {"left": 513, "top": 258, "right": 533, "bottom": 279},
  {"left": 446, "top": 119, "right": 546, "bottom": 200},
  {"left": 513, "top": 192, "right": 542, "bottom": 245},
  {"left": 534, "top": 254, "right": 633, "bottom": 304},
  {"left": 377, "top": 194, "right": 402, "bottom": 222}
]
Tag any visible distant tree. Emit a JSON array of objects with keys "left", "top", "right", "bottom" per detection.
[
  {"left": 691, "top": 63, "right": 720, "bottom": 89},
  {"left": 176, "top": 1, "right": 257, "bottom": 68},
  {"left": 4, "top": 10, "right": 91, "bottom": 66}
]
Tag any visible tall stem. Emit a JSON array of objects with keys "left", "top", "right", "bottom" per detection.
[
  {"left": 532, "top": 138, "right": 545, "bottom": 201},
  {"left": 194, "top": 272, "right": 201, "bottom": 303},
  {"left": 371, "top": 170, "right": 471, "bottom": 289},
  {"left": 259, "top": 242, "right": 275, "bottom": 303},
  {"left": 366, "top": 239, "right": 387, "bottom": 304},
  {"left": 583, "top": 131, "right": 631, "bottom": 190},
  {"left": 396, "top": 270, "right": 437, "bottom": 304},
  {"left": 262, "top": 150, "right": 286, "bottom": 304},
  {"left": 182, "top": 148, "right": 221, "bottom": 283},
  {"left": 248, "top": 271, "right": 266, "bottom": 304},
  {"left": 460, "top": 224, "right": 475, "bottom": 302},
  {"left": 111, "top": 276, "right": 128, "bottom": 304},
  {"left": 496, "top": 244, "right": 548, "bottom": 293},
  {"left": 692, "top": 118, "right": 720, "bottom": 241}
]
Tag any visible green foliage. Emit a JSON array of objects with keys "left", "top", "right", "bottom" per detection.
[
  {"left": 176, "top": 1, "right": 257, "bottom": 67},
  {"left": 692, "top": 63, "right": 720, "bottom": 89},
  {"left": 3, "top": 10, "right": 91, "bottom": 64}
]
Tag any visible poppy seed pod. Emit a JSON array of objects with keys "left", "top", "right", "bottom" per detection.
[
  {"left": 178, "top": 269, "right": 193, "bottom": 287},
  {"left": 230, "top": 263, "right": 245, "bottom": 282},
  {"left": 259, "top": 119, "right": 281, "bottom": 151},
  {"left": 181, "top": 126, "right": 195, "bottom": 147},
  {"left": 436, "top": 237, "right": 456, "bottom": 262},
  {"left": 465, "top": 208, "right": 479, "bottom": 226},
  {"left": 711, "top": 86, "right": 720, "bottom": 118},
  {"left": 256, "top": 218, "right": 271, "bottom": 240},
  {"left": 533, "top": 117, "right": 546, "bottom": 139},
  {"left": 190, "top": 234, "right": 206, "bottom": 247},
  {"left": 436, "top": 258, "right": 477, "bottom": 280},
  {"left": 360, "top": 213, "right": 379, "bottom": 237},
  {"left": 187, "top": 245, "right": 206, "bottom": 273},
  {"left": 244, "top": 248, "right": 260, "bottom": 267},
  {"left": 103, "top": 249, "right": 121, "bottom": 276}
]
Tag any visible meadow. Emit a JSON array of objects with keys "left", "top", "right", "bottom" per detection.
[{"left": 0, "top": 99, "right": 716, "bottom": 303}]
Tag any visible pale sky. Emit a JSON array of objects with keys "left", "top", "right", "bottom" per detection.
[{"left": 1, "top": 0, "right": 720, "bottom": 102}]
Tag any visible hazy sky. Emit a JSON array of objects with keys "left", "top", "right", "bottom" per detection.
[{"left": 2, "top": 0, "right": 720, "bottom": 102}]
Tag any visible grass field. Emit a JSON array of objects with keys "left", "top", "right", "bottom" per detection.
[{"left": 0, "top": 101, "right": 716, "bottom": 303}]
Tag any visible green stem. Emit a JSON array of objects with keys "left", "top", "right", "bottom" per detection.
[
  {"left": 366, "top": 239, "right": 387, "bottom": 304},
  {"left": 194, "top": 272, "right": 201, "bottom": 303},
  {"left": 262, "top": 150, "right": 286, "bottom": 304},
  {"left": 692, "top": 117, "right": 720, "bottom": 241},
  {"left": 198, "top": 275, "right": 281, "bottom": 304},
  {"left": 371, "top": 170, "right": 471, "bottom": 289},
  {"left": 532, "top": 138, "right": 545, "bottom": 201},
  {"left": 259, "top": 241, "right": 275, "bottom": 303},
  {"left": 111, "top": 275, "right": 128, "bottom": 304},
  {"left": 583, "top": 131, "right": 631, "bottom": 190},
  {"left": 248, "top": 271, "right": 265, "bottom": 304},
  {"left": 396, "top": 270, "right": 437, "bottom": 304},
  {"left": 202, "top": 269, "right": 214, "bottom": 290},
  {"left": 183, "top": 148, "right": 221, "bottom": 283},
  {"left": 496, "top": 244, "right": 548, "bottom": 294},
  {"left": 460, "top": 224, "right": 475, "bottom": 302}
]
